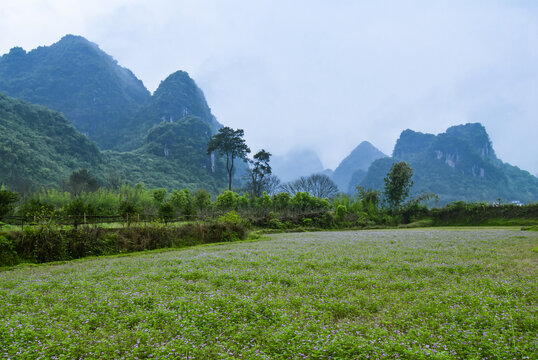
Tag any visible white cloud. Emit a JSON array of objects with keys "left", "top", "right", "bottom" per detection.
[{"left": 1, "top": 0, "right": 537, "bottom": 174}]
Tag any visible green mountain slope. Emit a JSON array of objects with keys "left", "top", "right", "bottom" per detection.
[
  {"left": 122, "top": 71, "right": 221, "bottom": 150},
  {"left": 0, "top": 35, "right": 150, "bottom": 150},
  {"left": 0, "top": 92, "right": 102, "bottom": 192},
  {"left": 105, "top": 116, "right": 227, "bottom": 191},
  {"left": 0, "top": 36, "right": 231, "bottom": 192},
  {"left": 360, "top": 123, "right": 538, "bottom": 204},
  {"left": 0, "top": 92, "right": 227, "bottom": 192}
]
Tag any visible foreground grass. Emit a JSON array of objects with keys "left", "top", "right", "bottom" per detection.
[{"left": 1, "top": 229, "right": 536, "bottom": 359}]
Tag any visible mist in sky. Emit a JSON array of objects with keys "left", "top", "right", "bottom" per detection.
[{"left": 1, "top": 0, "right": 537, "bottom": 174}]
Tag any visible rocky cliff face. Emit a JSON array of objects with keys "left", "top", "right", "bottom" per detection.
[{"left": 361, "top": 123, "right": 538, "bottom": 204}]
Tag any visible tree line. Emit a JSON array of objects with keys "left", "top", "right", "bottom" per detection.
[{"left": 2, "top": 126, "right": 535, "bottom": 230}]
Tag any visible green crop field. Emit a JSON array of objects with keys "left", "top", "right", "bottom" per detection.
[{"left": 1, "top": 229, "right": 536, "bottom": 359}]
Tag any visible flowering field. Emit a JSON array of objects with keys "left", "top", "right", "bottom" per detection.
[{"left": 1, "top": 229, "right": 536, "bottom": 359}]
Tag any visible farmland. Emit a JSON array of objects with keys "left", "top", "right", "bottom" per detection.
[{"left": 1, "top": 229, "right": 536, "bottom": 359}]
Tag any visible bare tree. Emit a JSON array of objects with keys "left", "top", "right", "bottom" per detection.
[
  {"left": 308, "top": 174, "right": 339, "bottom": 198},
  {"left": 264, "top": 175, "right": 281, "bottom": 196},
  {"left": 280, "top": 173, "right": 338, "bottom": 198}
]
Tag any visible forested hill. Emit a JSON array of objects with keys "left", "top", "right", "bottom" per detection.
[
  {"left": 0, "top": 34, "right": 151, "bottom": 150},
  {"left": 0, "top": 35, "right": 229, "bottom": 192},
  {"left": 0, "top": 91, "right": 228, "bottom": 193},
  {"left": 103, "top": 116, "right": 227, "bottom": 192},
  {"left": 360, "top": 123, "right": 538, "bottom": 204},
  {"left": 121, "top": 71, "right": 222, "bottom": 150},
  {"left": 0, "top": 92, "right": 103, "bottom": 192}
]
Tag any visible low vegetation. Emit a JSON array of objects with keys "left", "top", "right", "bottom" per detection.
[
  {"left": 1, "top": 181, "right": 537, "bottom": 267},
  {"left": 0, "top": 229, "right": 536, "bottom": 358}
]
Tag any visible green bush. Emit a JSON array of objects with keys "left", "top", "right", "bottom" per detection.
[
  {"left": 217, "top": 211, "right": 245, "bottom": 227},
  {"left": 18, "top": 198, "right": 55, "bottom": 221},
  {"left": 267, "top": 218, "right": 285, "bottom": 229},
  {"left": 0, "top": 235, "right": 18, "bottom": 266},
  {"left": 0, "top": 189, "right": 18, "bottom": 217},
  {"left": 193, "top": 189, "right": 211, "bottom": 213},
  {"left": 118, "top": 200, "right": 141, "bottom": 222},
  {"left": 158, "top": 201, "right": 176, "bottom": 222},
  {"left": 335, "top": 205, "right": 347, "bottom": 220},
  {"left": 20, "top": 227, "right": 69, "bottom": 263},
  {"left": 215, "top": 191, "right": 238, "bottom": 211},
  {"left": 216, "top": 211, "right": 248, "bottom": 241}
]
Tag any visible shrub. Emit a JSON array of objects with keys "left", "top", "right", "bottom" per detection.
[
  {"left": 267, "top": 218, "right": 285, "bottom": 229},
  {"left": 335, "top": 205, "right": 347, "bottom": 219},
  {"left": 158, "top": 201, "right": 176, "bottom": 222},
  {"left": 0, "top": 235, "right": 18, "bottom": 266},
  {"left": 19, "top": 228, "right": 69, "bottom": 263},
  {"left": 217, "top": 211, "right": 245, "bottom": 227},
  {"left": 18, "top": 198, "right": 55, "bottom": 221},
  {"left": 193, "top": 189, "right": 211, "bottom": 213},
  {"left": 215, "top": 191, "right": 238, "bottom": 211},
  {"left": 152, "top": 188, "right": 167, "bottom": 204},
  {"left": 273, "top": 192, "right": 291, "bottom": 211},
  {"left": 0, "top": 189, "right": 18, "bottom": 217},
  {"left": 118, "top": 200, "right": 141, "bottom": 221},
  {"left": 170, "top": 188, "right": 193, "bottom": 216}
]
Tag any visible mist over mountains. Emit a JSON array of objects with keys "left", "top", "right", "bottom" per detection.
[
  {"left": 0, "top": 35, "right": 227, "bottom": 192},
  {"left": 0, "top": 35, "right": 536, "bottom": 203},
  {"left": 332, "top": 141, "right": 387, "bottom": 193}
]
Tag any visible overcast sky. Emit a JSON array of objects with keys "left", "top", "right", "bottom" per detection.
[{"left": 1, "top": 0, "right": 537, "bottom": 174}]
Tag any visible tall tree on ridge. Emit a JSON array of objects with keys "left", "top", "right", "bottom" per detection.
[
  {"left": 246, "top": 149, "right": 272, "bottom": 197},
  {"left": 207, "top": 127, "right": 251, "bottom": 191}
]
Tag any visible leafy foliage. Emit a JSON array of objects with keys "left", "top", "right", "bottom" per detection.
[
  {"left": 384, "top": 161, "right": 414, "bottom": 209},
  {"left": 207, "top": 127, "right": 251, "bottom": 190},
  {"left": 0, "top": 188, "right": 18, "bottom": 217},
  {"left": 0, "top": 92, "right": 102, "bottom": 192},
  {"left": 245, "top": 149, "right": 272, "bottom": 197},
  {"left": 67, "top": 168, "right": 100, "bottom": 195}
]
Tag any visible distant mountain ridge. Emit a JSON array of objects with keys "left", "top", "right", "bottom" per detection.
[
  {"left": 0, "top": 35, "right": 224, "bottom": 153},
  {"left": 331, "top": 141, "right": 386, "bottom": 193},
  {"left": 2, "top": 36, "right": 536, "bottom": 201},
  {"left": 271, "top": 149, "right": 326, "bottom": 182},
  {"left": 361, "top": 123, "right": 538, "bottom": 204}
]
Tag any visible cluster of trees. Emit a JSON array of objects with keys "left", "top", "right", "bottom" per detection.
[
  {"left": 0, "top": 125, "right": 422, "bottom": 227},
  {"left": 206, "top": 126, "right": 417, "bottom": 209}
]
